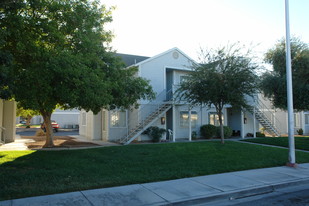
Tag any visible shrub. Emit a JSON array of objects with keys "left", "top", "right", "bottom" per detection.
[
  {"left": 192, "top": 131, "right": 197, "bottom": 140},
  {"left": 144, "top": 126, "right": 166, "bottom": 142},
  {"left": 35, "top": 129, "right": 45, "bottom": 136},
  {"left": 200, "top": 124, "right": 217, "bottom": 139},
  {"left": 216, "top": 126, "right": 232, "bottom": 138},
  {"left": 256, "top": 132, "right": 265, "bottom": 137},
  {"left": 297, "top": 128, "right": 303, "bottom": 135},
  {"left": 246, "top": 133, "right": 254, "bottom": 137}
]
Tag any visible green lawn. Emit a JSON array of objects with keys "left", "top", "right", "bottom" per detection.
[
  {"left": 242, "top": 137, "right": 309, "bottom": 151},
  {"left": 1, "top": 141, "right": 309, "bottom": 200},
  {"left": 16, "top": 124, "right": 41, "bottom": 128}
]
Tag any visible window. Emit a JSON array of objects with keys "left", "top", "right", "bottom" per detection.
[
  {"left": 305, "top": 114, "right": 309, "bottom": 125},
  {"left": 111, "top": 110, "right": 126, "bottom": 127},
  {"left": 294, "top": 113, "right": 300, "bottom": 127},
  {"left": 209, "top": 112, "right": 224, "bottom": 126},
  {"left": 180, "top": 111, "right": 198, "bottom": 128},
  {"left": 179, "top": 75, "right": 189, "bottom": 84}
]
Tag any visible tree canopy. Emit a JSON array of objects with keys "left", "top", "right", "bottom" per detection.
[
  {"left": 177, "top": 44, "right": 259, "bottom": 143},
  {"left": 0, "top": 0, "right": 153, "bottom": 147},
  {"left": 260, "top": 38, "right": 309, "bottom": 111},
  {"left": 16, "top": 104, "right": 40, "bottom": 127}
]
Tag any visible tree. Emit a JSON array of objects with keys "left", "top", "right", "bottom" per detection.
[
  {"left": 0, "top": 0, "right": 154, "bottom": 147},
  {"left": 16, "top": 105, "right": 40, "bottom": 127},
  {"left": 260, "top": 38, "right": 309, "bottom": 111},
  {"left": 177, "top": 44, "right": 259, "bottom": 143}
]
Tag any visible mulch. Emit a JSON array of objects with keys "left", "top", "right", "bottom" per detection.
[{"left": 20, "top": 136, "right": 101, "bottom": 149}]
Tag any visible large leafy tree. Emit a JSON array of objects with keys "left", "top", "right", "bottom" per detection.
[
  {"left": 260, "top": 38, "right": 309, "bottom": 111},
  {"left": 16, "top": 105, "right": 40, "bottom": 127},
  {"left": 177, "top": 44, "right": 259, "bottom": 143},
  {"left": 0, "top": 0, "right": 153, "bottom": 147}
]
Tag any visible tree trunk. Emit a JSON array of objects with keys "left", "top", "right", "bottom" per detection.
[
  {"left": 218, "top": 110, "right": 225, "bottom": 144},
  {"left": 26, "top": 115, "right": 32, "bottom": 127},
  {"left": 41, "top": 111, "right": 54, "bottom": 148}
]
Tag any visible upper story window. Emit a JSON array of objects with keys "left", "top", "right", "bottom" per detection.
[
  {"left": 110, "top": 110, "right": 127, "bottom": 128},
  {"left": 179, "top": 75, "right": 189, "bottom": 84},
  {"left": 180, "top": 111, "right": 198, "bottom": 128}
]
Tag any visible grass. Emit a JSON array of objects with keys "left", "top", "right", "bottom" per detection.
[
  {"left": 16, "top": 124, "right": 40, "bottom": 128},
  {"left": 1, "top": 141, "right": 309, "bottom": 200},
  {"left": 242, "top": 137, "right": 309, "bottom": 151}
]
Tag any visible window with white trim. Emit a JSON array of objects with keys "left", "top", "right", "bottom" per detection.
[
  {"left": 305, "top": 114, "right": 309, "bottom": 125},
  {"left": 110, "top": 110, "right": 126, "bottom": 127},
  {"left": 209, "top": 112, "right": 224, "bottom": 126},
  {"left": 179, "top": 75, "right": 189, "bottom": 84},
  {"left": 180, "top": 111, "right": 198, "bottom": 128},
  {"left": 294, "top": 113, "right": 300, "bottom": 127}
]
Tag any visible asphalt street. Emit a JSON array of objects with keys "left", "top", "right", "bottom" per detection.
[
  {"left": 16, "top": 128, "right": 79, "bottom": 136},
  {"left": 193, "top": 182, "right": 309, "bottom": 206}
]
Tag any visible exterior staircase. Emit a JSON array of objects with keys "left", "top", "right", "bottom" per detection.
[
  {"left": 119, "top": 89, "right": 173, "bottom": 145},
  {"left": 248, "top": 98, "right": 280, "bottom": 137}
]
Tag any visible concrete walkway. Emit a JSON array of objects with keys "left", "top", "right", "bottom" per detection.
[
  {"left": 0, "top": 135, "right": 32, "bottom": 151},
  {"left": 1, "top": 163, "right": 309, "bottom": 206}
]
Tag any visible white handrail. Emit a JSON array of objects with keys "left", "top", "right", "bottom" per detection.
[
  {"left": 120, "top": 89, "right": 173, "bottom": 142},
  {"left": 254, "top": 97, "right": 283, "bottom": 135}
]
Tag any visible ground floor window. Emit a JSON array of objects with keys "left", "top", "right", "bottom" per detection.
[
  {"left": 209, "top": 112, "right": 224, "bottom": 126},
  {"left": 305, "top": 114, "right": 309, "bottom": 125},
  {"left": 180, "top": 111, "right": 198, "bottom": 128},
  {"left": 110, "top": 110, "right": 126, "bottom": 127}
]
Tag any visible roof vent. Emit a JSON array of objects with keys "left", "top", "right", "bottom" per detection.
[{"left": 172, "top": 51, "right": 179, "bottom": 59}]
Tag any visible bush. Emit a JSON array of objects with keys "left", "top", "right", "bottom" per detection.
[
  {"left": 144, "top": 126, "right": 166, "bottom": 142},
  {"left": 256, "top": 132, "right": 265, "bottom": 137},
  {"left": 200, "top": 124, "right": 217, "bottom": 139},
  {"left": 216, "top": 126, "right": 232, "bottom": 138},
  {"left": 35, "top": 129, "right": 45, "bottom": 136},
  {"left": 297, "top": 128, "right": 303, "bottom": 135},
  {"left": 192, "top": 131, "right": 197, "bottom": 140}
]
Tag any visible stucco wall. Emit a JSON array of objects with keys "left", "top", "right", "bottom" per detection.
[
  {"left": 140, "top": 49, "right": 194, "bottom": 102},
  {"left": 2, "top": 100, "right": 16, "bottom": 143},
  {"left": 79, "top": 111, "right": 94, "bottom": 141},
  {"left": 51, "top": 109, "right": 80, "bottom": 128}
]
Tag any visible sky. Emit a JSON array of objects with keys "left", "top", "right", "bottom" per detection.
[{"left": 102, "top": 0, "right": 309, "bottom": 61}]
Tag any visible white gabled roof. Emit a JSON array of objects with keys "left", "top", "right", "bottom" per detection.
[{"left": 134, "top": 47, "right": 198, "bottom": 67}]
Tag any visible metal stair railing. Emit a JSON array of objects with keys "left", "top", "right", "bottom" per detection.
[
  {"left": 119, "top": 89, "right": 173, "bottom": 145},
  {"left": 251, "top": 97, "right": 282, "bottom": 136}
]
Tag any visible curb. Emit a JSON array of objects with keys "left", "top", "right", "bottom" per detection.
[{"left": 170, "top": 178, "right": 309, "bottom": 205}]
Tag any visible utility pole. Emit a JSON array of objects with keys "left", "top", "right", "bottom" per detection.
[{"left": 285, "top": 0, "right": 296, "bottom": 166}]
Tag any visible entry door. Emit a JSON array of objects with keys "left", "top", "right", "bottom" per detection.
[{"left": 305, "top": 114, "right": 309, "bottom": 135}]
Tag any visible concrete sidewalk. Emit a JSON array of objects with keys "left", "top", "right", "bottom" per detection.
[{"left": 1, "top": 163, "right": 309, "bottom": 206}]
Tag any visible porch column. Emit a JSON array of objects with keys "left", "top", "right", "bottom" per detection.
[
  {"left": 253, "top": 107, "right": 256, "bottom": 138},
  {"left": 188, "top": 108, "right": 192, "bottom": 141},
  {"left": 241, "top": 111, "right": 245, "bottom": 139},
  {"left": 3, "top": 100, "right": 16, "bottom": 143},
  {"left": 172, "top": 105, "right": 176, "bottom": 142}
]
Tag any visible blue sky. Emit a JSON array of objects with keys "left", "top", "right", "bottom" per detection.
[{"left": 103, "top": 0, "right": 309, "bottom": 61}]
